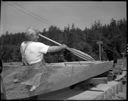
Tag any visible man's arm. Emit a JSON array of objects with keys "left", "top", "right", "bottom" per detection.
[{"left": 47, "top": 44, "right": 67, "bottom": 53}]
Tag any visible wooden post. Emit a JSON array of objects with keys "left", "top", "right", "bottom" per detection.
[{"left": 96, "top": 41, "right": 103, "bottom": 61}]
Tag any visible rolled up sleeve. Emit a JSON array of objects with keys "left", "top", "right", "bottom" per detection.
[{"left": 39, "top": 43, "right": 50, "bottom": 54}]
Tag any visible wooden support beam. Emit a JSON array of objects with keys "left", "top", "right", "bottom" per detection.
[
  {"left": 67, "top": 90, "right": 104, "bottom": 100},
  {"left": 88, "top": 77, "right": 108, "bottom": 86}
]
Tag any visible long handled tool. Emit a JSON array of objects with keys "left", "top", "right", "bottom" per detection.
[{"left": 39, "top": 34, "right": 95, "bottom": 61}]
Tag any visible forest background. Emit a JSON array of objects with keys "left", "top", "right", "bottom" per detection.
[{"left": 0, "top": 18, "right": 127, "bottom": 63}]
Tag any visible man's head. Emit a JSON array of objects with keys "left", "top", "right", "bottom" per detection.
[{"left": 26, "top": 27, "right": 39, "bottom": 41}]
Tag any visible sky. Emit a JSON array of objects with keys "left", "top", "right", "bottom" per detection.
[{"left": 1, "top": 1, "right": 126, "bottom": 35}]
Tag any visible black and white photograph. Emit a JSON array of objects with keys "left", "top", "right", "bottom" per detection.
[{"left": 0, "top": 1, "right": 127, "bottom": 100}]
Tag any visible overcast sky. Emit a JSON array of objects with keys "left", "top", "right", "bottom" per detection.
[{"left": 1, "top": 1, "right": 126, "bottom": 35}]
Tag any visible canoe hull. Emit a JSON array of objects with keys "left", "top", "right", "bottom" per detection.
[
  {"left": 35, "top": 61, "right": 113, "bottom": 95},
  {"left": 4, "top": 61, "right": 113, "bottom": 99}
]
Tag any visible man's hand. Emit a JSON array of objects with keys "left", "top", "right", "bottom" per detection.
[{"left": 61, "top": 44, "right": 68, "bottom": 49}]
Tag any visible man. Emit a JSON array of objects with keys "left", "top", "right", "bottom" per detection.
[{"left": 13, "top": 27, "right": 68, "bottom": 92}]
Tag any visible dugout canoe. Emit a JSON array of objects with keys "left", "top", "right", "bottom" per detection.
[{"left": 3, "top": 61, "right": 113, "bottom": 99}]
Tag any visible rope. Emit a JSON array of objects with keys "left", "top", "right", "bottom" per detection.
[
  {"left": 14, "top": 3, "right": 50, "bottom": 25},
  {"left": 5, "top": 2, "right": 50, "bottom": 26}
]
